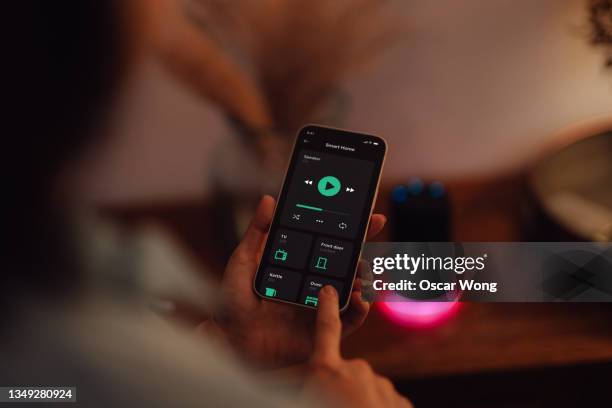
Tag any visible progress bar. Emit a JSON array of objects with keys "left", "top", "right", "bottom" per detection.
[
  {"left": 295, "top": 203, "right": 349, "bottom": 216},
  {"left": 296, "top": 203, "right": 322, "bottom": 212}
]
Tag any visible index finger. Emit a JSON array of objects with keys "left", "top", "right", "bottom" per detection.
[
  {"left": 311, "top": 286, "right": 342, "bottom": 366},
  {"left": 366, "top": 214, "right": 387, "bottom": 240},
  {"left": 234, "top": 195, "right": 276, "bottom": 258}
]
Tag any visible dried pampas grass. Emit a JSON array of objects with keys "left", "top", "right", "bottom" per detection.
[{"left": 187, "top": 0, "right": 400, "bottom": 133}]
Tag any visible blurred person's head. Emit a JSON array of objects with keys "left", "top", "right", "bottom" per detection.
[{"left": 5, "top": 1, "right": 144, "bottom": 301}]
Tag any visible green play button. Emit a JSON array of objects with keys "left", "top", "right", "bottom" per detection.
[{"left": 317, "top": 176, "right": 341, "bottom": 197}]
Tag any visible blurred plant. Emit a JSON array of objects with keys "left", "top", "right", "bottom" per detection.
[
  {"left": 152, "top": 0, "right": 400, "bottom": 251},
  {"left": 186, "top": 0, "right": 400, "bottom": 134},
  {"left": 590, "top": 0, "right": 612, "bottom": 66},
  {"left": 152, "top": 0, "right": 273, "bottom": 133}
]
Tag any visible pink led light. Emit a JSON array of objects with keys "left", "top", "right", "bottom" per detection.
[{"left": 377, "top": 293, "right": 461, "bottom": 329}]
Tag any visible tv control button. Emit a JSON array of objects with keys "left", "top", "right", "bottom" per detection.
[{"left": 269, "top": 229, "right": 313, "bottom": 269}]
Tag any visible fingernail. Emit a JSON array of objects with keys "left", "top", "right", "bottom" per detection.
[{"left": 322, "top": 285, "right": 337, "bottom": 298}]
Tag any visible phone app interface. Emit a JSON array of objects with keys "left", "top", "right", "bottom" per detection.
[
  {"left": 256, "top": 127, "right": 384, "bottom": 308},
  {"left": 280, "top": 151, "right": 374, "bottom": 238}
]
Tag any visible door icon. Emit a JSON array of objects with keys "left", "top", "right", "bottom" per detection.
[{"left": 315, "top": 256, "right": 328, "bottom": 270}]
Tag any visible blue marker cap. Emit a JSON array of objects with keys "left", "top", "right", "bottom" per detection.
[
  {"left": 429, "top": 181, "right": 445, "bottom": 198},
  {"left": 408, "top": 178, "right": 424, "bottom": 195},
  {"left": 391, "top": 185, "right": 408, "bottom": 203}
]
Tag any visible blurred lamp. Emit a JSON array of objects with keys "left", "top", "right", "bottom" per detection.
[{"left": 377, "top": 293, "right": 461, "bottom": 329}]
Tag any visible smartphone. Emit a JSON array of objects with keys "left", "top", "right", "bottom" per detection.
[{"left": 253, "top": 125, "right": 386, "bottom": 310}]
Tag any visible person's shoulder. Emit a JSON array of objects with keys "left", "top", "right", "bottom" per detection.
[{"left": 1, "top": 300, "right": 304, "bottom": 408}]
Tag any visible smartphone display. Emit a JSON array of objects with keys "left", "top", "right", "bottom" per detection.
[{"left": 253, "top": 125, "right": 386, "bottom": 310}]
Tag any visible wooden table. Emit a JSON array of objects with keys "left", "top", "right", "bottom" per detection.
[{"left": 104, "top": 172, "right": 612, "bottom": 405}]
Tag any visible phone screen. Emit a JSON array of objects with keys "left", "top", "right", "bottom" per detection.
[{"left": 253, "top": 125, "right": 386, "bottom": 310}]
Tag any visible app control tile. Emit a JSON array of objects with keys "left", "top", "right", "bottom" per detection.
[
  {"left": 309, "top": 237, "right": 354, "bottom": 278},
  {"left": 259, "top": 268, "right": 302, "bottom": 302},
  {"left": 269, "top": 229, "right": 313, "bottom": 269},
  {"left": 280, "top": 150, "right": 374, "bottom": 239},
  {"left": 299, "top": 276, "right": 344, "bottom": 307}
]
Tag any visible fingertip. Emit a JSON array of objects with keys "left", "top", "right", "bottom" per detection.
[
  {"left": 257, "top": 194, "right": 276, "bottom": 215},
  {"left": 366, "top": 214, "right": 387, "bottom": 239},
  {"left": 234, "top": 195, "right": 276, "bottom": 257},
  {"left": 317, "top": 285, "right": 339, "bottom": 315},
  {"left": 261, "top": 194, "right": 276, "bottom": 207},
  {"left": 253, "top": 195, "right": 275, "bottom": 228},
  {"left": 373, "top": 214, "right": 387, "bottom": 228},
  {"left": 320, "top": 285, "right": 337, "bottom": 301}
]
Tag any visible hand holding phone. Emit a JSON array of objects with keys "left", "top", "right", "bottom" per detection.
[{"left": 207, "top": 190, "right": 386, "bottom": 367}]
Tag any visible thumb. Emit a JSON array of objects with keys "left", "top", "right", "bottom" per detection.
[
  {"left": 311, "top": 286, "right": 342, "bottom": 366},
  {"left": 233, "top": 195, "right": 276, "bottom": 261}
]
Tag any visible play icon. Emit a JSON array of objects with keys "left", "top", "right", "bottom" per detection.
[{"left": 317, "top": 176, "right": 341, "bottom": 197}]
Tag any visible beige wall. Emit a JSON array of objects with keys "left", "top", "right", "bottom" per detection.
[{"left": 84, "top": 0, "right": 612, "bottom": 204}]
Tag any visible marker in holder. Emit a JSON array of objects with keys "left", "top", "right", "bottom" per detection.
[{"left": 390, "top": 178, "right": 451, "bottom": 242}]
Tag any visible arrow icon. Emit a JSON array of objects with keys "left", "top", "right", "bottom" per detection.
[
  {"left": 305, "top": 179, "right": 313, "bottom": 185},
  {"left": 346, "top": 187, "right": 355, "bottom": 192}
]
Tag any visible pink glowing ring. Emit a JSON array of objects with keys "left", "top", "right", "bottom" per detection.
[{"left": 376, "top": 293, "right": 462, "bottom": 329}]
